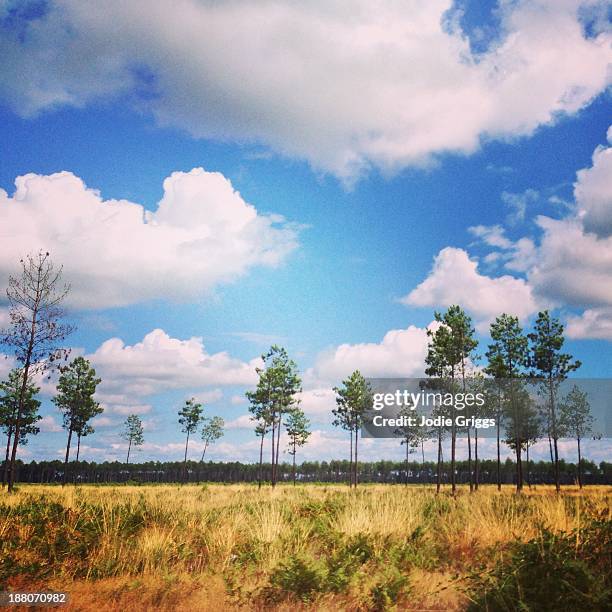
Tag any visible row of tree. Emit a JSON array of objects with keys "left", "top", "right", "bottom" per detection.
[
  {"left": 320, "top": 306, "right": 596, "bottom": 494},
  {"left": 0, "top": 252, "right": 229, "bottom": 491},
  {"left": 8, "top": 457, "right": 611, "bottom": 486},
  {"left": 0, "top": 253, "right": 602, "bottom": 492}
]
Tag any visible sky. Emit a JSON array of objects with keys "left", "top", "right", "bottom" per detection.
[{"left": 0, "top": 0, "right": 611, "bottom": 466}]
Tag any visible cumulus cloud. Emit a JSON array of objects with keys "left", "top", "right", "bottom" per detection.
[
  {"left": 575, "top": 129, "right": 612, "bottom": 237},
  {"left": 307, "top": 324, "right": 432, "bottom": 386},
  {"left": 0, "top": 1, "right": 609, "bottom": 180},
  {"left": 0, "top": 169, "right": 298, "bottom": 308},
  {"left": 85, "top": 328, "right": 261, "bottom": 415},
  {"left": 402, "top": 247, "right": 540, "bottom": 324},
  {"left": 409, "top": 127, "right": 612, "bottom": 337},
  {"left": 566, "top": 307, "right": 612, "bottom": 340},
  {"left": 39, "top": 415, "right": 62, "bottom": 433},
  {"left": 529, "top": 216, "right": 612, "bottom": 308}
]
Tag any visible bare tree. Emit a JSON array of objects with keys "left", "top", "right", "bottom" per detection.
[{"left": 1, "top": 252, "right": 73, "bottom": 492}]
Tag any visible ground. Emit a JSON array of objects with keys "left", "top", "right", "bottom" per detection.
[{"left": 1, "top": 483, "right": 610, "bottom": 610}]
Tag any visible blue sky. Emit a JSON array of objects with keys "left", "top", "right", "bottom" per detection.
[{"left": 0, "top": 0, "right": 611, "bottom": 465}]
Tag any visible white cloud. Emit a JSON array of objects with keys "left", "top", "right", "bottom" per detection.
[
  {"left": 416, "top": 128, "right": 612, "bottom": 339},
  {"left": 0, "top": 307, "right": 10, "bottom": 328},
  {"left": 91, "top": 416, "right": 118, "bottom": 428},
  {"left": 575, "top": 128, "right": 612, "bottom": 237},
  {"left": 0, "top": 169, "right": 298, "bottom": 308},
  {"left": 192, "top": 389, "right": 224, "bottom": 405},
  {"left": 102, "top": 404, "right": 152, "bottom": 417},
  {"left": 0, "top": 354, "right": 14, "bottom": 381},
  {"left": 307, "top": 324, "right": 432, "bottom": 386},
  {"left": 566, "top": 307, "right": 612, "bottom": 340},
  {"left": 39, "top": 415, "right": 63, "bottom": 433},
  {"left": 225, "top": 414, "right": 254, "bottom": 430},
  {"left": 529, "top": 216, "right": 612, "bottom": 308},
  {"left": 0, "top": 1, "right": 609, "bottom": 180},
  {"left": 469, "top": 224, "right": 513, "bottom": 249},
  {"left": 88, "top": 328, "right": 260, "bottom": 411},
  {"left": 501, "top": 189, "right": 539, "bottom": 224},
  {"left": 402, "top": 247, "right": 540, "bottom": 324},
  {"left": 504, "top": 237, "right": 538, "bottom": 273},
  {"left": 298, "top": 388, "right": 337, "bottom": 417}
]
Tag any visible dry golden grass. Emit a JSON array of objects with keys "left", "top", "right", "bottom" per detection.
[{"left": 1, "top": 483, "right": 610, "bottom": 610}]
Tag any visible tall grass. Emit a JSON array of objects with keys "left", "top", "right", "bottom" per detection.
[{"left": 1, "top": 484, "right": 609, "bottom": 610}]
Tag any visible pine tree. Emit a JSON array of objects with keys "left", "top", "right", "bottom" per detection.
[
  {"left": 0, "top": 369, "right": 41, "bottom": 488},
  {"left": 121, "top": 414, "right": 144, "bottom": 464},
  {"left": 246, "top": 366, "right": 274, "bottom": 488},
  {"left": 200, "top": 415, "right": 224, "bottom": 461},
  {"left": 53, "top": 356, "right": 102, "bottom": 485},
  {"left": 559, "top": 385, "right": 592, "bottom": 489},
  {"left": 247, "top": 346, "right": 301, "bottom": 487},
  {"left": 332, "top": 370, "right": 373, "bottom": 488},
  {"left": 425, "top": 306, "right": 477, "bottom": 494},
  {"left": 286, "top": 409, "right": 310, "bottom": 485},
  {"left": 528, "top": 311, "right": 581, "bottom": 492},
  {"left": 486, "top": 314, "right": 529, "bottom": 492},
  {"left": 178, "top": 398, "right": 203, "bottom": 482}
]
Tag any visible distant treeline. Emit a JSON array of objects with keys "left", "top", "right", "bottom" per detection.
[{"left": 6, "top": 457, "right": 611, "bottom": 486}]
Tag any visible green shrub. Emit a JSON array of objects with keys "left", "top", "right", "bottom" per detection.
[
  {"left": 469, "top": 522, "right": 612, "bottom": 611},
  {"left": 266, "top": 554, "right": 327, "bottom": 602},
  {"left": 370, "top": 567, "right": 409, "bottom": 611}
]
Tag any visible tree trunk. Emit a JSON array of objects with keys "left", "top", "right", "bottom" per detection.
[
  {"left": 182, "top": 431, "right": 190, "bottom": 483},
  {"left": 258, "top": 432, "right": 264, "bottom": 490},
  {"left": 349, "top": 427, "right": 353, "bottom": 487},
  {"left": 474, "top": 428, "right": 479, "bottom": 491},
  {"left": 436, "top": 427, "right": 442, "bottom": 494},
  {"left": 126, "top": 437, "right": 132, "bottom": 464},
  {"left": 526, "top": 442, "right": 531, "bottom": 489},
  {"left": 8, "top": 357, "right": 34, "bottom": 493},
  {"left": 549, "top": 379, "right": 561, "bottom": 493},
  {"left": 467, "top": 427, "right": 473, "bottom": 492},
  {"left": 405, "top": 441, "right": 409, "bottom": 486},
  {"left": 421, "top": 439, "right": 425, "bottom": 471},
  {"left": 496, "top": 412, "right": 501, "bottom": 491},
  {"left": 76, "top": 434, "right": 81, "bottom": 462},
  {"left": 200, "top": 440, "right": 209, "bottom": 462},
  {"left": 2, "top": 426, "right": 13, "bottom": 488},
  {"left": 292, "top": 442, "right": 296, "bottom": 486},
  {"left": 274, "top": 413, "right": 282, "bottom": 486},
  {"left": 354, "top": 426, "right": 359, "bottom": 488},
  {"left": 577, "top": 436, "right": 583, "bottom": 489},
  {"left": 450, "top": 370, "right": 456, "bottom": 496},
  {"left": 548, "top": 431, "right": 554, "bottom": 464},
  {"left": 62, "top": 427, "right": 73, "bottom": 486},
  {"left": 271, "top": 414, "right": 276, "bottom": 486}
]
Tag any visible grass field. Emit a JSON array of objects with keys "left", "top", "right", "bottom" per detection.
[{"left": 1, "top": 483, "right": 610, "bottom": 610}]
